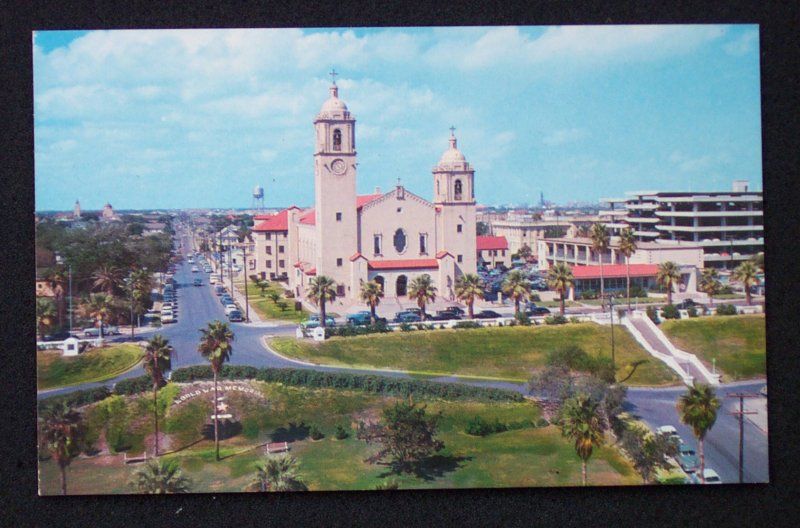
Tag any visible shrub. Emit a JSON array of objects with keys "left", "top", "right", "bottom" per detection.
[
  {"left": 334, "top": 424, "right": 350, "bottom": 440},
  {"left": 716, "top": 304, "right": 738, "bottom": 316},
  {"left": 687, "top": 306, "right": 699, "bottom": 318},
  {"left": 535, "top": 417, "right": 550, "bottom": 428},
  {"left": 547, "top": 345, "right": 593, "bottom": 371},
  {"left": 646, "top": 305, "right": 660, "bottom": 324},
  {"left": 629, "top": 285, "right": 647, "bottom": 298},
  {"left": 399, "top": 323, "right": 414, "bottom": 332},
  {"left": 569, "top": 316, "right": 582, "bottom": 324},
  {"left": 465, "top": 415, "right": 507, "bottom": 436},
  {"left": 544, "top": 315, "right": 568, "bottom": 325},
  {"left": 37, "top": 386, "right": 112, "bottom": 413},
  {"left": 515, "top": 312, "right": 531, "bottom": 326},
  {"left": 309, "top": 425, "right": 324, "bottom": 440},
  {"left": 454, "top": 321, "right": 481, "bottom": 329},
  {"left": 114, "top": 375, "right": 153, "bottom": 395},
  {"left": 661, "top": 304, "right": 681, "bottom": 320},
  {"left": 581, "top": 289, "right": 598, "bottom": 300}
]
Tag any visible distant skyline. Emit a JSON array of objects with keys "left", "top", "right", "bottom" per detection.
[{"left": 34, "top": 26, "right": 762, "bottom": 212}]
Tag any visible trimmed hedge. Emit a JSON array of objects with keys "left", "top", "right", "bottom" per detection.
[
  {"left": 716, "top": 304, "right": 738, "bottom": 316},
  {"left": 661, "top": 304, "right": 681, "bottom": 320},
  {"left": 114, "top": 376, "right": 153, "bottom": 395},
  {"left": 37, "top": 386, "right": 111, "bottom": 412}
]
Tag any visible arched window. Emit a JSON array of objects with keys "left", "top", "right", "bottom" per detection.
[
  {"left": 393, "top": 228, "right": 407, "bottom": 253},
  {"left": 396, "top": 275, "right": 408, "bottom": 296},
  {"left": 454, "top": 179, "right": 463, "bottom": 200},
  {"left": 374, "top": 275, "right": 385, "bottom": 292},
  {"left": 333, "top": 129, "right": 342, "bottom": 151}
]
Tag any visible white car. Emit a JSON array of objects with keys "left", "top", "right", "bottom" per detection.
[
  {"left": 224, "top": 304, "right": 239, "bottom": 315},
  {"left": 209, "top": 275, "right": 217, "bottom": 284},
  {"left": 689, "top": 468, "right": 722, "bottom": 484},
  {"left": 161, "top": 313, "right": 175, "bottom": 324},
  {"left": 656, "top": 425, "right": 682, "bottom": 444},
  {"left": 191, "top": 266, "right": 199, "bottom": 273}
]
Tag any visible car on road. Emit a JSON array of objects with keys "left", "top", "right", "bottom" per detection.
[
  {"left": 656, "top": 425, "right": 682, "bottom": 445},
  {"left": 82, "top": 325, "right": 120, "bottom": 337},
  {"left": 161, "top": 313, "right": 176, "bottom": 324},
  {"left": 688, "top": 468, "right": 722, "bottom": 484},
  {"left": 474, "top": 310, "right": 503, "bottom": 319},
  {"left": 429, "top": 310, "right": 462, "bottom": 321},
  {"left": 393, "top": 311, "right": 422, "bottom": 323},
  {"left": 224, "top": 304, "right": 239, "bottom": 315},
  {"left": 42, "top": 330, "right": 73, "bottom": 341},
  {"left": 346, "top": 311, "right": 386, "bottom": 325},
  {"left": 439, "top": 306, "right": 465, "bottom": 317},
  {"left": 675, "top": 299, "right": 701, "bottom": 310},
  {"left": 209, "top": 275, "right": 218, "bottom": 284},
  {"left": 191, "top": 266, "right": 199, "bottom": 273},
  {"left": 214, "top": 285, "right": 226, "bottom": 296},
  {"left": 676, "top": 443, "right": 699, "bottom": 473},
  {"left": 227, "top": 310, "right": 243, "bottom": 322},
  {"left": 220, "top": 295, "right": 234, "bottom": 305},
  {"left": 193, "top": 278, "right": 203, "bottom": 286},
  {"left": 525, "top": 305, "right": 551, "bottom": 316},
  {"left": 300, "top": 314, "right": 336, "bottom": 329}
]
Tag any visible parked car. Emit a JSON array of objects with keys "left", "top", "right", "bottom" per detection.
[
  {"left": 227, "top": 310, "right": 243, "bottom": 322},
  {"left": 525, "top": 305, "right": 551, "bottom": 316},
  {"left": 346, "top": 311, "right": 386, "bottom": 325},
  {"left": 430, "top": 310, "right": 462, "bottom": 321},
  {"left": 191, "top": 266, "right": 199, "bottom": 273},
  {"left": 440, "top": 306, "right": 465, "bottom": 317},
  {"left": 676, "top": 443, "right": 699, "bottom": 473},
  {"left": 220, "top": 295, "right": 234, "bottom": 305},
  {"left": 760, "top": 385, "right": 767, "bottom": 397},
  {"left": 82, "top": 325, "right": 120, "bottom": 337},
  {"left": 43, "top": 330, "right": 72, "bottom": 341},
  {"left": 394, "top": 312, "right": 422, "bottom": 323},
  {"left": 224, "top": 304, "right": 239, "bottom": 315},
  {"left": 656, "top": 425, "right": 682, "bottom": 445},
  {"left": 214, "top": 285, "right": 225, "bottom": 296},
  {"left": 300, "top": 314, "right": 336, "bottom": 329},
  {"left": 675, "top": 299, "right": 701, "bottom": 310},
  {"left": 474, "top": 310, "right": 503, "bottom": 319},
  {"left": 688, "top": 468, "right": 722, "bottom": 484},
  {"left": 209, "top": 275, "right": 218, "bottom": 284},
  {"left": 161, "top": 313, "right": 176, "bottom": 324}
]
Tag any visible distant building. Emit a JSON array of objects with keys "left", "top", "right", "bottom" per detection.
[
  {"left": 73, "top": 199, "right": 81, "bottom": 219},
  {"left": 476, "top": 235, "right": 511, "bottom": 269},
  {"left": 101, "top": 202, "right": 118, "bottom": 221}
]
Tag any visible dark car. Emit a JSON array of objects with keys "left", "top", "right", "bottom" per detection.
[
  {"left": 675, "top": 299, "right": 701, "bottom": 310},
  {"left": 431, "top": 310, "right": 462, "bottom": 321},
  {"left": 227, "top": 310, "right": 243, "bottom": 322},
  {"left": 43, "top": 330, "right": 72, "bottom": 341},
  {"left": 474, "top": 310, "right": 503, "bottom": 319},
  {"left": 394, "top": 312, "right": 422, "bottom": 323},
  {"left": 526, "top": 306, "right": 551, "bottom": 316},
  {"left": 440, "top": 306, "right": 465, "bottom": 317},
  {"left": 220, "top": 295, "right": 233, "bottom": 305}
]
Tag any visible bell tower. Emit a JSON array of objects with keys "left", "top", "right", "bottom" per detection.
[
  {"left": 434, "top": 127, "right": 477, "bottom": 276},
  {"left": 313, "top": 70, "right": 358, "bottom": 291}
]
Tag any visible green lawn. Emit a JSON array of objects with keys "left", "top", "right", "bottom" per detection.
[
  {"left": 581, "top": 297, "right": 653, "bottom": 306},
  {"left": 661, "top": 315, "right": 766, "bottom": 381},
  {"left": 269, "top": 323, "right": 679, "bottom": 386},
  {"left": 38, "top": 382, "right": 640, "bottom": 494},
  {"left": 235, "top": 281, "right": 308, "bottom": 323},
  {"left": 37, "top": 344, "right": 144, "bottom": 390}
]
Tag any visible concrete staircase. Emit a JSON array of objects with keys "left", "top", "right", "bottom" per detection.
[{"left": 622, "top": 311, "right": 721, "bottom": 386}]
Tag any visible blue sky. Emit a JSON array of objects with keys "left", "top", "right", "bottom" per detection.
[{"left": 33, "top": 25, "right": 762, "bottom": 211}]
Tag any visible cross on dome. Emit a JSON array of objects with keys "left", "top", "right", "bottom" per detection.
[
  {"left": 449, "top": 126, "right": 458, "bottom": 149},
  {"left": 329, "top": 68, "right": 338, "bottom": 85}
]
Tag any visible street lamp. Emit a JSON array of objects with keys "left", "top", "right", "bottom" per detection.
[
  {"left": 603, "top": 293, "right": 616, "bottom": 370},
  {"left": 124, "top": 275, "right": 135, "bottom": 339}
]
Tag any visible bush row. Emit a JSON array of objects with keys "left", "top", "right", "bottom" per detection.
[
  {"left": 464, "top": 415, "right": 548, "bottom": 436},
  {"left": 324, "top": 322, "right": 393, "bottom": 338}
]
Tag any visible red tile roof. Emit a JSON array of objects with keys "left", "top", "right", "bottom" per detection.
[
  {"left": 350, "top": 252, "right": 366, "bottom": 261},
  {"left": 367, "top": 259, "right": 439, "bottom": 271},
  {"left": 571, "top": 264, "right": 659, "bottom": 280},
  {"left": 253, "top": 210, "right": 289, "bottom": 232},
  {"left": 297, "top": 194, "right": 383, "bottom": 226},
  {"left": 476, "top": 235, "right": 508, "bottom": 251},
  {"left": 435, "top": 250, "right": 453, "bottom": 259}
]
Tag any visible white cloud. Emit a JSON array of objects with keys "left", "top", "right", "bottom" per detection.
[
  {"left": 668, "top": 150, "right": 731, "bottom": 172},
  {"left": 542, "top": 128, "right": 588, "bottom": 146}
]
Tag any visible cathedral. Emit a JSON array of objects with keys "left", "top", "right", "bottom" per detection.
[{"left": 252, "top": 74, "right": 478, "bottom": 308}]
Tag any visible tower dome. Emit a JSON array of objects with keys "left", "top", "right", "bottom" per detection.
[
  {"left": 319, "top": 69, "right": 348, "bottom": 114},
  {"left": 438, "top": 128, "right": 466, "bottom": 165}
]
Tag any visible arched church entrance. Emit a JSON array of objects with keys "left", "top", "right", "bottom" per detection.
[
  {"left": 396, "top": 275, "right": 408, "bottom": 296},
  {"left": 374, "top": 276, "right": 385, "bottom": 293}
]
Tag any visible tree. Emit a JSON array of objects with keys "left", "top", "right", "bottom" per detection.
[
  {"left": 129, "top": 459, "right": 191, "bottom": 493},
  {"left": 624, "top": 430, "right": 675, "bottom": 484},
  {"left": 656, "top": 261, "right": 682, "bottom": 305},
  {"left": 359, "top": 280, "right": 384, "bottom": 324},
  {"left": 45, "top": 266, "right": 68, "bottom": 327},
  {"left": 677, "top": 384, "right": 720, "bottom": 484},
  {"left": 306, "top": 276, "right": 338, "bottom": 328},
  {"left": 455, "top": 274, "right": 484, "bottom": 319},
  {"left": 514, "top": 244, "right": 532, "bottom": 262},
  {"left": 91, "top": 265, "right": 123, "bottom": 296},
  {"left": 476, "top": 221, "right": 490, "bottom": 236},
  {"left": 267, "top": 290, "right": 281, "bottom": 304},
  {"left": 751, "top": 252, "right": 764, "bottom": 272},
  {"left": 144, "top": 334, "right": 172, "bottom": 457},
  {"left": 198, "top": 320, "right": 234, "bottom": 461},
  {"left": 36, "top": 297, "right": 57, "bottom": 340},
  {"left": 699, "top": 268, "right": 722, "bottom": 307},
  {"left": 252, "top": 454, "right": 308, "bottom": 492},
  {"left": 357, "top": 399, "right": 444, "bottom": 474},
  {"left": 732, "top": 260, "right": 760, "bottom": 306},
  {"left": 546, "top": 263, "right": 574, "bottom": 315},
  {"left": 559, "top": 394, "right": 605, "bottom": 486},
  {"left": 39, "top": 402, "right": 82, "bottom": 495},
  {"left": 590, "top": 223, "right": 610, "bottom": 304},
  {"left": 407, "top": 274, "right": 437, "bottom": 320},
  {"left": 501, "top": 270, "right": 530, "bottom": 316},
  {"left": 617, "top": 228, "right": 638, "bottom": 311},
  {"left": 80, "top": 293, "right": 114, "bottom": 340},
  {"left": 256, "top": 279, "right": 270, "bottom": 297}
]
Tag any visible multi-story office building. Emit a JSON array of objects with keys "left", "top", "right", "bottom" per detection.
[{"left": 602, "top": 180, "right": 762, "bottom": 270}]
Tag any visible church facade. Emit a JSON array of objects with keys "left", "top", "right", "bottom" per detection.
[{"left": 253, "top": 77, "right": 477, "bottom": 307}]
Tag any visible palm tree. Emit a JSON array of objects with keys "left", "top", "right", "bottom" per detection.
[
  {"left": 699, "top": 268, "right": 722, "bottom": 307},
  {"left": 45, "top": 266, "right": 68, "bottom": 327},
  {"left": 501, "top": 270, "right": 531, "bottom": 316},
  {"left": 252, "top": 454, "right": 308, "bottom": 492},
  {"left": 751, "top": 252, "right": 764, "bottom": 273},
  {"left": 590, "top": 223, "right": 610, "bottom": 305},
  {"left": 91, "top": 265, "right": 123, "bottom": 296},
  {"left": 144, "top": 334, "right": 172, "bottom": 457},
  {"left": 559, "top": 394, "right": 605, "bottom": 486},
  {"left": 359, "top": 280, "right": 384, "bottom": 324},
  {"left": 656, "top": 261, "right": 682, "bottom": 306},
  {"left": 732, "top": 260, "right": 760, "bottom": 306},
  {"left": 455, "top": 274, "right": 484, "bottom": 319},
  {"left": 407, "top": 274, "right": 437, "bottom": 320},
  {"left": 36, "top": 297, "right": 57, "bottom": 340},
  {"left": 80, "top": 293, "right": 114, "bottom": 341},
  {"left": 129, "top": 459, "right": 191, "bottom": 493},
  {"left": 546, "top": 263, "right": 574, "bottom": 316},
  {"left": 306, "top": 276, "right": 338, "bottom": 328},
  {"left": 198, "top": 320, "right": 234, "bottom": 461},
  {"left": 618, "top": 228, "right": 637, "bottom": 312},
  {"left": 677, "top": 384, "right": 720, "bottom": 484},
  {"left": 39, "top": 402, "right": 82, "bottom": 495}
]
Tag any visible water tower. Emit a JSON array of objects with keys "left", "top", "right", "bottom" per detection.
[{"left": 251, "top": 184, "right": 265, "bottom": 211}]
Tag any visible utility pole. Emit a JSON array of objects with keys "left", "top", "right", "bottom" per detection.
[
  {"left": 68, "top": 264, "right": 73, "bottom": 333},
  {"left": 228, "top": 236, "right": 234, "bottom": 295},
  {"left": 604, "top": 293, "right": 616, "bottom": 369},
  {"left": 727, "top": 392, "right": 758, "bottom": 483},
  {"left": 241, "top": 240, "right": 251, "bottom": 323}
]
